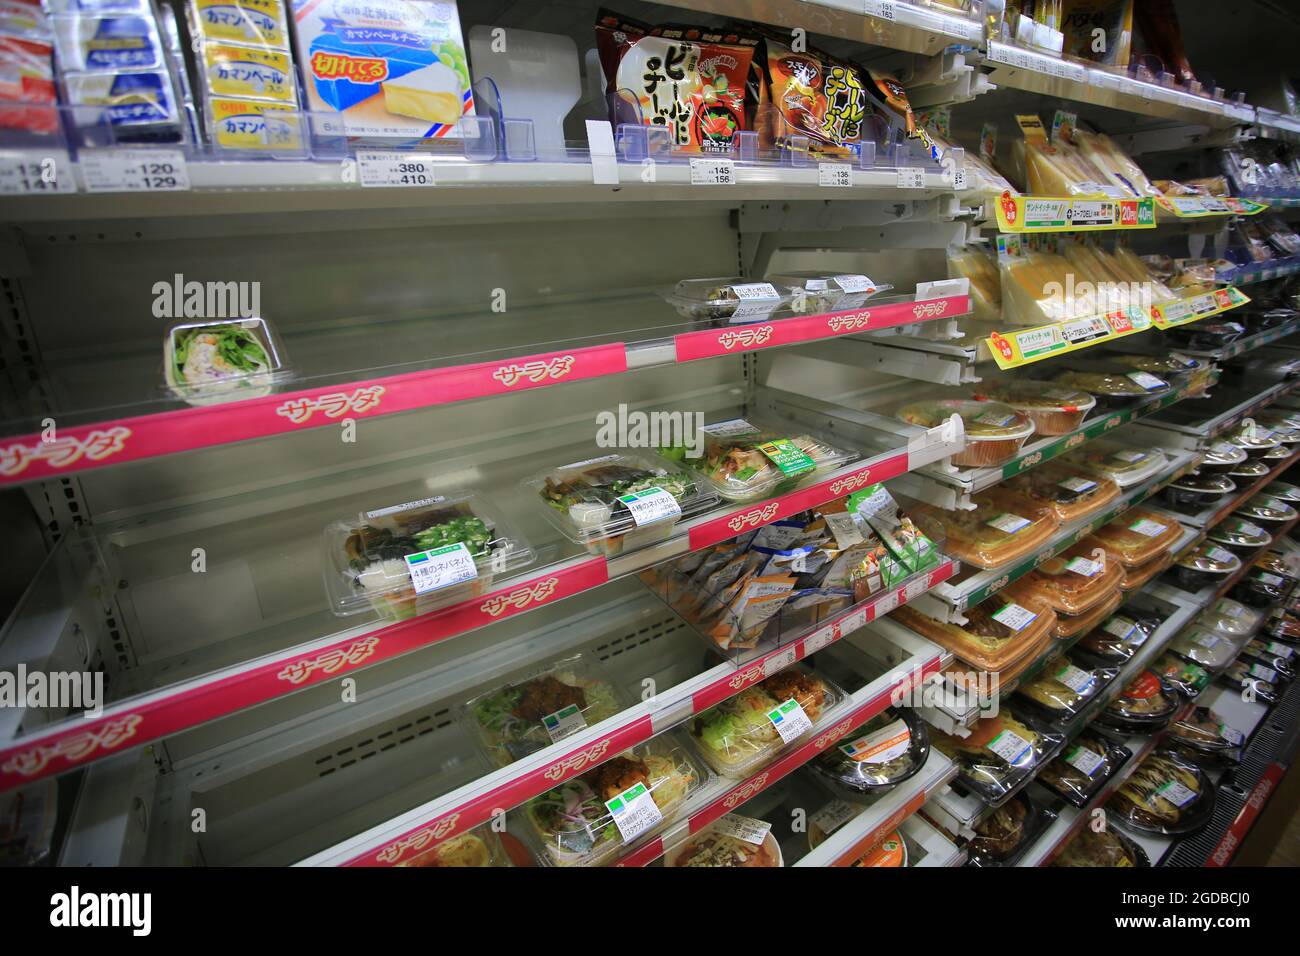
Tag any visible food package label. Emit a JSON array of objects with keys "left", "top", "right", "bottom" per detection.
[
  {"left": 209, "top": 96, "right": 303, "bottom": 149},
  {"left": 715, "top": 813, "right": 771, "bottom": 845},
  {"left": 766, "top": 697, "right": 813, "bottom": 743},
  {"left": 617, "top": 486, "right": 682, "bottom": 526},
  {"left": 202, "top": 43, "right": 297, "bottom": 101},
  {"left": 190, "top": 0, "right": 290, "bottom": 48},
  {"left": 993, "top": 602, "right": 1037, "bottom": 631},
  {"left": 1064, "top": 744, "right": 1106, "bottom": 777},
  {"left": 838, "top": 718, "right": 909, "bottom": 764},
  {"left": 605, "top": 781, "right": 663, "bottom": 843},
  {"left": 403, "top": 541, "right": 477, "bottom": 594},
  {"left": 761, "top": 39, "right": 868, "bottom": 155},
  {"left": 541, "top": 703, "right": 587, "bottom": 744},
  {"left": 55, "top": 14, "right": 162, "bottom": 70},
  {"left": 66, "top": 70, "right": 176, "bottom": 125}
]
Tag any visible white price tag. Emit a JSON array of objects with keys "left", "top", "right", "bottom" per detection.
[
  {"left": 987, "top": 729, "right": 1032, "bottom": 765},
  {"left": 617, "top": 487, "right": 682, "bottom": 526},
  {"left": 364, "top": 496, "right": 447, "bottom": 519},
  {"left": 690, "top": 157, "right": 735, "bottom": 185},
  {"left": 729, "top": 282, "right": 780, "bottom": 300},
  {"left": 1234, "top": 520, "right": 1265, "bottom": 537},
  {"left": 952, "top": 166, "right": 968, "bottom": 190},
  {"left": 81, "top": 148, "right": 190, "bottom": 192},
  {"left": 605, "top": 781, "right": 663, "bottom": 843},
  {"left": 1104, "top": 617, "right": 1138, "bottom": 640},
  {"left": 701, "top": 418, "right": 760, "bottom": 437},
  {"left": 839, "top": 718, "right": 910, "bottom": 764},
  {"left": 1259, "top": 572, "right": 1285, "bottom": 587},
  {"left": 993, "top": 602, "right": 1037, "bottom": 631},
  {"left": 904, "top": 577, "right": 928, "bottom": 601},
  {"left": 357, "top": 151, "right": 436, "bottom": 188},
  {"left": 715, "top": 813, "right": 772, "bottom": 845},
  {"left": 1112, "top": 449, "right": 1147, "bottom": 463},
  {"left": 810, "top": 799, "right": 859, "bottom": 836},
  {"left": 987, "top": 512, "right": 1032, "bottom": 534},
  {"left": 1194, "top": 632, "right": 1224, "bottom": 649},
  {"left": 832, "top": 274, "right": 875, "bottom": 293},
  {"left": 541, "top": 703, "right": 588, "bottom": 744},
  {"left": 818, "top": 162, "right": 853, "bottom": 187},
  {"left": 874, "top": 589, "right": 900, "bottom": 617},
  {"left": 404, "top": 542, "right": 478, "bottom": 595},
  {"left": 1055, "top": 663, "right": 1095, "bottom": 694},
  {"left": 1059, "top": 476, "right": 1098, "bottom": 493},
  {"left": 0, "top": 150, "right": 76, "bottom": 195},
  {"left": 762, "top": 646, "right": 798, "bottom": 678},
  {"left": 839, "top": 607, "right": 867, "bottom": 634},
  {"left": 1220, "top": 725, "right": 1246, "bottom": 745},
  {"left": 766, "top": 698, "right": 814, "bottom": 744},
  {"left": 1249, "top": 663, "right": 1279, "bottom": 682},
  {"left": 896, "top": 166, "right": 926, "bottom": 189},
  {"left": 1154, "top": 780, "right": 1197, "bottom": 808},
  {"left": 1128, "top": 518, "right": 1168, "bottom": 538},
  {"left": 1065, "top": 556, "right": 1102, "bottom": 577},
  {"left": 865, "top": 0, "right": 897, "bottom": 22},
  {"left": 803, "top": 623, "right": 838, "bottom": 656},
  {"left": 1065, "top": 745, "right": 1106, "bottom": 778},
  {"left": 1207, "top": 547, "right": 1236, "bottom": 564}
]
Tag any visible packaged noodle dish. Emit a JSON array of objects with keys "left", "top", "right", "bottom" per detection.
[
  {"left": 809, "top": 707, "right": 928, "bottom": 795},
  {"left": 665, "top": 815, "right": 783, "bottom": 867},
  {"left": 913, "top": 486, "right": 1059, "bottom": 569},
  {"left": 896, "top": 399, "right": 1034, "bottom": 468},
  {"left": 1002, "top": 462, "right": 1119, "bottom": 523},
  {"left": 1009, "top": 537, "right": 1123, "bottom": 614},
  {"left": 1106, "top": 748, "right": 1213, "bottom": 835},
  {"left": 1090, "top": 509, "right": 1182, "bottom": 566}
]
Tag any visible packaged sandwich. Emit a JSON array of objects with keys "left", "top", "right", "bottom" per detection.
[{"left": 948, "top": 245, "right": 1002, "bottom": 321}]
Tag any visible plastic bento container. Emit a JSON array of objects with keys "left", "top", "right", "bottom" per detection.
[
  {"left": 969, "top": 382, "right": 1096, "bottom": 436},
  {"left": 663, "top": 277, "right": 793, "bottom": 321},
  {"left": 914, "top": 487, "right": 1059, "bottom": 570},
  {"left": 526, "top": 452, "right": 718, "bottom": 556},
  {"left": 1106, "top": 748, "right": 1215, "bottom": 836},
  {"left": 1152, "top": 652, "right": 1212, "bottom": 697},
  {"left": 322, "top": 491, "right": 535, "bottom": 621},
  {"left": 1002, "top": 463, "right": 1119, "bottom": 523},
  {"left": 1038, "top": 732, "right": 1132, "bottom": 808},
  {"left": 1222, "top": 660, "right": 1280, "bottom": 703},
  {"left": 1076, "top": 614, "right": 1159, "bottom": 664},
  {"left": 463, "top": 653, "right": 629, "bottom": 769},
  {"left": 1109, "top": 353, "right": 1203, "bottom": 377},
  {"left": 764, "top": 272, "right": 891, "bottom": 312},
  {"left": 1054, "top": 368, "right": 1171, "bottom": 398},
  {"left": 397, "top": 825, "right": 512, "bottom": 867},
  {"left": 1121, "top": 550, "right": 1175, "bottom": 592},
  {"left": 931, "top": 707, "right": 1063, "bottom": 806},
  {"left": 1169, "top": 708, "right": 1245, "bottom": 767},
  {"left": 1173, "top": 543, "right": 1242, "bottom": 591},
  {"left": 668, "top": 417, "right": 858, "bottom": 503},
  {"left": 1062, "top": 442, "right": 1168, "bottom": 488},
  {"left": 1050, "top": 587, "right": 1124, "bottom": 640},
  {"left": 163, "top": 317, "right": 289, "bottom": 406},
  {"left": 808, "top": 707, "right": 929, "bottom": 796},
  {"left": 1016, "top": 653, "right": 1118, "bottom": 722},
  {"left": 1091, "top": 509, "right": 1183, "bottom": 566},
  {"left": 896, "top": 399, "right": 1034, "bottom": 468},
  {"left": 1095, "top": 670, "right": 1180, "bottom": 732},
  {"left": 1009, "top": 538, "right": 1124, "bottom": 615},
  {"left": 664, "top": 817, "right": 783, "bottom": 867},
  {"left": 1228, "top": 427, "right": 1280, "bottom": 460},
  {"left": 1235, "top": 494, "right": 1299, "bottom": 524},
  {"left": 965, "top": 792, "right": 1051, "bottom": 866},
  {"left": 1242, "top": 642, "right": 1296, "bottom": 680},
  {"left": 1266, "top": 481, "right": 1300, "bottom": 502},
  {"left": 1163, "top": 473, "right": 1235, "bottom": 511},
  {"left": 523, "top": 734, "right": 708, "bottom": 868},
  {"left": 1051, "top": 824, "right": 1149, "bottom": 867},
  {"left": 1198, "top": 598, "right": 1262, "bottom": 638},
  {"left": 1207, "top": 518, "right": 1272, "bottom": 556},
  {"left": 1168, "top": 628, "right": 1238, "bottom": 670},
  {"left": 1199, "top": 442, "right": 1247, "bottom": 474},
  {"left": 891, "top": 593, "right": 1058, "bottom": 674},
  {"left": 850, "top": 830, "right": 908, "bottom": 867},
  {"left": 690, "top": 665, "right": 842, "bottom": 778}
]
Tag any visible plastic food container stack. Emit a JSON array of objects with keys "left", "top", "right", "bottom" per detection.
[
  {"left": 971, "top": 381, "right": 1096, "bottom": 436},
  {"left": 892, "top": 593, "right": 1057, "bottom": 678},
  {"left": 1002, "top": 463, "right": 1119, "bottom": 522},
  {"left": 913, "top": 486, "right": 1059, "bottom": 570},
  {"left": 896, "top": 399, "right": 1034, "bottom": 468},
  {"left": 1063, "top": 442, "right": 1168, "bottom": 488}
]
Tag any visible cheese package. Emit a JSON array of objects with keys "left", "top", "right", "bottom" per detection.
[
  {"left": 291, "top": 0, "right": 474, "bottom": 140},
  {"left": 948, "top": 245, "right": 1001, "bottom": 321},
  {"left": 206, "top": 96, "right": 302, "bottom": 149},
  {"left": 65, "top": 69, "right": 177, "bottom": 126},
  {"left": 1060, "top": 0, "right": 1133, "bottom": 68},
  {"left": 52, "top": 13, "right": 163, "bottom": 71},
  {"left": 187, "top": 0, "right": 289, "bottom": 48},
  {"left": 201, "top": 42, "right": 297, "bottom": 102}
]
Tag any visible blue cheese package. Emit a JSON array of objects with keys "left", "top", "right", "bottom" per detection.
[
  {"left": 51, "top": 13, "right": 164, "bottom": 71},
  {"left": 66, "top": 69, "right": 178, "bottom": 125},
  {"left": 290, "top": 0, "right": 474, "bottom": 140}
]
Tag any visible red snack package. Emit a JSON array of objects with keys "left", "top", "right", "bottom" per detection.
[{"left": 750, "top": 34, "right": 869, "bottom": 159}]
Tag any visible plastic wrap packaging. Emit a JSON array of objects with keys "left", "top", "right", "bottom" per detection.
[
  {"left": 1107, "top": 749, "right": 1214, "bottom": 836},
  {"left": 526, "top": 452, "right": 718, "bottom": 556},
  {"left": 665, "top": 815, "right": 783, "bottom": 867},
  {"left": 1052, "top": 825, "right": 1149, "bottom": 867},
  {"left": 809, "top": 707, "right": 928, "bottom": 796},
  {"left": 1120, "top": 549, "right": 1174, "bottom": 592},
  {"left": 895, "top": 399, "right": 1034, "bottom": 469},
  {"left": 1060, "top": 0, "right": 1134, "bottom": 68},
  {"left": 948, "top": 245, "right": 1002, "bottom": 321},
  {"left": 1039, "top": 730, "right": 1132, "bottom": 807},
  {"left": 850, "top": 830, "right": 907, "bottom": 867},
  {"left": 1222, "top": 659, "right": 1280, "bottom": 703},
  {"left": 1169, "top": 707, "right": 1245, "bottom": 768},
  {"left": 1090, "top": 509, "right": 1183, "bottom": 566},
  {"left": 663, "top": 278, "right": 792, "bottom": 321},
  {"left": 0, "top": 0, "right": 57, "bottom": 135},
  {"left": 690, "top": 665, "right": 842, "bottom": 777},
  {"left": 1054, "top": 368, "right": 1171, "bottom": 398},
  {"left": 1071, "top": 128, "right": 1157, "bottom": 197},
  {"left": 1002, "top": 464, "right": 1119, "bottom": 523},
  {"left": 1199, "top": 598, "right": 1261, "bottom": 639},
  {"left": 1152, "top": 651, "right": 1211, "bottom": 697},
  {"left": 932, "top": 707, "right": 1063, "bottom": 805},
  {"left": 399, "top": 825, "right": 511, "bottom": 867},
  {"left": 1108, "top": 352, "right": 1204, "bottom": 379},
  {"left": 1077, "top": 612, "right": 1158, "bottom": 664},
  {"left": 523, "top": 734, "right": 708, "bottom": 867},
  {"left": 913, "top": 487, "right": 1059, "bottom": 569},
  {"left": 1199, "top": 442, "right": 1248, "bottom": 475},
  {"left": 965, "top": 792, "right": 1052, "bottom": 867},
  {"left": 1172, "top": 543, "right": 1241, "bottom": 592},
  {"left": 1063, "top": 442, "right": 1167, "bottom": 489},
  {"left": 1050, "top": 586, "right": 1124, "bottom": 640},
  {"left": 0, "top": 779, "right": 56, "bottom": 866},
  {"left": 1016, "top": 652, "right": 1118, "bottom": 721},
  {"left": 1096, "top": 670, "right": 1180, "bottom": 732},
  {"left": 1007, "top": 538, "right": 1124, "bottom": 615},
  {"left": 1241, "top": 644, "right": 1295, "bottom": 682},
  {"left": 463, "top": 653, "right": 629, "bottom": 768},
  {"left": 1235, "top": 494, "right": 1298, "bottom": 523},
  {"left": 971, "top": 382, "right": 1096, "bottom": 436},
  {"left": 1168, "top": 627, "right": 1237, "bottom": 670},
  {"left": 765, "top": 272, "right": 889, "bottom": 313},
  {"left": 1207, "top": 518, "right": 1272, "bottom": 556},
  {"left": 892, "top": 594, "right": 1057, "bottom": 674},
  {"left": 1016, "top": 135, "right": 1120, "bottom": 197},
  {"left": 163, "top": 317, "right": 289, "bottom": 406},
  {"left": 1228, "top": 459, "right": 1270, "bottom": 481},
  {"left": 323, "top": 491, "right": 535, "bottom": 621},
  {"left": 1266, "top": 480, "right": 1300, "bottom": 503},
  {"left": 1164, "top": 473, "right": 1236, "bottom": 512}
]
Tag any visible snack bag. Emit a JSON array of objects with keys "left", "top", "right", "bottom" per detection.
[
  {"left": 750, "top": 32, "right": 868, "bottom": 158},
  {"left": 864, "top": 68, "right": 939, "bottom": 162}
]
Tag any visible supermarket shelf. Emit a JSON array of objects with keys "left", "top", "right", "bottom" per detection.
[
  {"left": 1151, "top": 287, "right": 1251, "bottom": 329},
  {"left": 1166, "top": 446, "right": 1300, "bottom": 530},
  {"left": 1226, "top": 256, "right": 1300, "bottom": 286},
  {"left": 0, "top": 289, "right": 969, "bottom": 488},
  {"left": 1176, "top": 318, "right": 1300, "bottom": 362},
  {"left": 1154, "top": 196, "right": 1270, "bottom": 220},
  {"left": 1135, "top": 377, "right": 1300, "bottom": 448},
  {"left": 1162, "top": 514, "right": 1300, "bottom": 608}
]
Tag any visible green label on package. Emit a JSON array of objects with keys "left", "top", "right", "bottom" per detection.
[{"left": 758, "top": 439, "right": 816, "bottom": 477}]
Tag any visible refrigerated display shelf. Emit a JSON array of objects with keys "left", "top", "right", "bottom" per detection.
[
  {"left": 1154, "top": 196, "right": 1270, "bottom": 220},
  {"left": 0, "top": 289, "right": 969, "bottom": 487},
  {"left": 1151, "top": 287, "right": 1252, "bottom": 330},
  {"left": 1137, "top": 377, "right": 1300, "bottom": 447},
  {"left": 1176, "top": 319, "right": 1300, "bottom": 362},
  {"left": 1164, "top": 445, "right": 1300, "bottom": 530},
  {"left": 1226, "top": 257, "right": 1300, "bottom": 285}
]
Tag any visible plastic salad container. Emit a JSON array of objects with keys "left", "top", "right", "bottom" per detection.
[
  {"left": 663, "top": 417, "right": 857, "bottom": 503},
  {"left": 323, "top": 491, "right": 535, "bottom": 621},
  {"left": 663, "top": 277, "right": 793, "bottom": 321},
  {"left": 764, "top": 272, "right": 890, "bottom": 312},
  {"left": 1052, "top": 826, "right": 1149, "bottom": 867},
  {"left": 1091, "top": 509, "right": 1183, "bottom": 566},
  {"left": 1039, "top": 732, "right": 1132, "bottom": 808},
  {"left": 1054, "top": 368, "right": 1171, "bottom": 398},
  {"left": 1152, "top": 652, "right": 1212, "bottom": 697},
  {"left": 1235, "top": 494, "right": 1299, "bottom": 523},
  {"left": 1010, "top": 538, "right": 1124, "bottom": 615},
  {"left": 665, "top": 817, "right": 783, "bottom": 867},
  {"left": 969, "top": 382, "right": 1096, "bottom": 436},
  {"left": 690, "top": 665, "right": 842, "bottom": 778},
  {"left": 1168, "top": 628, "right": 1238, "bottom": 670},
  {"left": 1002, "top": 463, "right": 1119, "bottom": 523},
  {"left": 915, "top": 487, "right": 1059, "bottom": 570},
  {"left": 895, "top": 399, "right": 1034, "bottom": 468},
  {"left": 1121, "top": 550, "right": 1175, "bottom": 592},
  {"left": 1265, "top": 481, "right": 1300, "bottom": 502},
  {"left": 1016, "top": 653, "right": 1118, "bottom": 722},
  {"left": 1050, "top": 588, "right": 1124, "bottom": 640},
  {"left": 397, "top": 826, "right": 511, "bottom": 867},
  {"left": 163, "top": 316, "right": 289, "bottom": 406},
  {"left": 1095, "top": 670, "right": 1180, "bottom": 732},
  {"left": 1198, "top": 598, "right": 1261, "bottom": 639},
  {"left": 526, "top": 452, "right": 718, "bottom": 556},
  {"left": 1163, "top": 473, "right": 1235, "bottom": 511},
  {"left": 1063, "top": 442, "right": 1167, "bottom": 489},
  {"left": 1208, "top": 518, "right": 1272, "bottom": 555},
  {"left": 463, "top": 653, "right": 629, "bottom": 769},
  {"left": 1228, "top": 428, "right": 1280, "bottom": 460},
  {"left": 1106, "top": 749, "right": 1214, "bottom": 836},
  {"left": 523, "top": 735, "right": 708, "bottom": 867},
  {"left": 891, "top": 593, "right": 1057, "bottom": 674},
  {"left": 1199, "top": 442, "right": 1247, "bottom": 474},
  {"left": 809, "top": 707, "right": 929, "bottom": 796},
  {"left": 965, "top": 792, "right": 1049, "bottom": 866},
  {"left": 1174, "top": 543, "right": 1242, "bottom": 591},
  {"left": 931, "top": 707, "right": 1063, "bottom": 806},
  {"left": 1077, "top": 614, "right": 1159, "bottom": 664}
]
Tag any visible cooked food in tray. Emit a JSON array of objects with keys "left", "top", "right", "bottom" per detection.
[
  {"left": 913, "top": 487, "right": 1059, "bottom": 569},
  {"left": 1003, "top": 463, "right": 1119, "bottom": 523},
  {"left": 891, "top": 594, "right": 1056, "bottom": 673},
  {"left": 1052, "top": 826, "right": 1147, "bottom": 867},
  {"left": 1039, "top": 731, "right": 1130, "bottom": 807},
  {"left": 969, "top": 381, "right": 1096, "bottom": 436},
  {"left": 1106, "top": 749, "right": 1212, "bottom": 835},
  {"left": 1091, "top": 509, "right": 1183, "bottom": 566},
  {"left": 896, "top": 399, "right": 1034, "bottom": 468},
  {"left": 809, "top": 707, "right": 928, "bottom": 795},
  {"left": 1010, "top": 536, "right": 1124, "bottom": 614}
]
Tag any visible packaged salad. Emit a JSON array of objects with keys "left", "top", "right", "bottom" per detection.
[
  {"left": 896, "top": 399, "right": 1034, "bottom": 468},
  {"left": 398, "top": 826, "right": 510, "bottom": 867},
  {"left": 322, "top": 491, "right": 535, "bottom": 621},
  {"left": 523, "top": 735, "right": 708, "bottom": 867},
  {"left": 1106, "top": 749, "right": 1214, "bottom": 836},
  {"left": 1199, "top": 442, "right": 1247, "bottom": 475},
  {"left": 663, "top": 417, "right": 857, "bottom": 503},
  {"left": 663, "top": 277, "right": 792, "bottom": 321},
  {"left": 1051, "top": 588, "right": 1124, "bottom": 641},
  {"left": 163, "top": 317, "right": 288, "bottom": 406},
  {"left": 665, "top": 815, "right": 783, "bottom": 867},
  {"left": 1062, "top": 442, "right": 1168, "bottom": 489},
  {"left": 891, "top": 593, "right": 1057, "bottom": 674},
  {"left": 1009, "top": 538, "right": 1124, "bottom": 615},
  {"left": 1076, "top": 614, "right": 1159, "bottom": 664},
  {"left": 931, "top": 707, "right": 1062, "bottom": 806},
  {"left": 1039, "top": 731, "right": 1132, "bottom": 808},
  {"left": 1002, "top": 463, "right": 1119, "bottom": 523},
  {"left": 914, "top": 487, "right": 1059, "bottom": 570},
  {"left": 1052, "top": 826, "right": 1148, "bottom": 867},
  {"left": 765, "top": 272, "right": 890, "bottom": 312},
  {"left": 1016, "top": 653, "right": 1117, "bottom": 722},
  {"left": 526, "top": 452, "right": 718, "bottom": 556},
  {"left": 690, "top": 665, "right": 842, "bottom": 777},
  {"left": 970, "top": 382, "right": 1096, "bottom": 436},
  {"left": 463, "top": 653, "right": 629, "bottom": 769},
  {"left": 965, "top": 792, "right": 1051, "bottom": 867},
  {"left": 1091, "top": 509, "right": 1183, "bottom": 566},
  {"left": 808, "top": 707, "right": 929, "bottom": 796}
]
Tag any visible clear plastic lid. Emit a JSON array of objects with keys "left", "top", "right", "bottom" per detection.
[
  {"left": 932, "top": 707, "right": 1063, "bottom": 805},
  {"left": 1229, "top": 459, "right": 1271, "bottom": 478},
  {"left": 666, "top": 416, "right": 859, "bottom": 503},
  {"left": 463, "top": 653, "right": 630, "bottom": 769},
  {"left": 662, "top": 277, "right": 794, "bottom": 321},
  {"left": 1091, "top": 508, "right": 1182, "bottom": 566},
  {"left": 1223, "top": 660, "right": 1279, "bottom": 701},
  {"left": 1235, "top": 495, "right": 1298, "bottom": 522},
  {"left": 322, "top": 490, "right": 535, "bottom": 619},
  {"left": 1039, "top": 732, "right": 1131, "bottom": 808},
  {"left": 1009, "top": 537, "right": 1125, "bottom": 615},
  {"left": 1100, "top": 670, "right": 1179, "bottom": 723},
  {"left": 1198, "top": 598, "right": 1262, "bottom": 637},
  {"left": 1109, "top": 353, "right": 1203, "bottom": 375},
  {"left": 1169, "top": 474, "right": 1235, "bottom": 496},
  {"left": 523, "top": 734, "right": 709, "bottom": 868},
  {"left": 896, "top": 398, "right": 1034, "bottom": 441},
  {"left": 1208, "top": 519, "right": 1272, "bottom": 550},
  {"left": 892, "top": 594, "right": 1057, "bottom": 674},
  {"left": 1169, "top": 627, "right": 1237, "bottom": 670},
  {"left": 1063, "top": 441, "right": 1168, "bottom": 488},
  {"left": 690, "top": 665, "right": 843, "bottom": 778},
  {"left": 1121, "top": 550, "right": 1175, "bottom": 592},
  {"left": 1153, "top": 652, "right": 1212, "bottom": 697},
  {"left": 1017, "top": 653, "right": 1117, "bottom": 719},
  {"left": 1202, "top": 443, "right": 1248, "bottom": 469},
  {"left": 1054, "top": 368, "right": 1172, "bottom": 397},
  {"left": 808, "top": 707, "right": 929, "bottom": 795},
  {"left": 970, "top": 381, "right": 1096, "bottom": 416},
  {"left": 1106, "top": 749, "right": 1213, "bottom": 835},
  {"left": 966, "top": 792, "right": 1044, "bottom": 866},
  {"left": 915, "top": 487, "right": 1060, "bottom": 570},
  {"left": 1051, "top": 587, "right": 1124, "bottom": 640},
  {"left": 764, "top": 272, "right": 892, "bottom": 312},
  {"left": 1265, "top": 481, "right": 1300, "bottom": 502},
  {"left": 525, "top": 452, "right": 719, "bottom": 552},
  {"left": 397, "top": 825, "right": 511, "bottom": 867},
  {"left": 664, "top": 817, "right": 783, "bottom": 867},
  {"left": 1003, "top": 463, "right": 1120, "bottom": 523},
  {"left": 1176, "top": 543, "right": 1242, "bottom": 576},
  {"left": 1077, "top": 614, "right": 1159, "bottom": 664},
  {"left": 1052, "top": 825, "right": 1147, "bottom": 867},
  {"left": 163, "top": 317, "right": 290, "bottom": 406}
]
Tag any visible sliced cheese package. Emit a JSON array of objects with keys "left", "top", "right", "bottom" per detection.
[
  {"left": 1014, "top": 133, "right": 1124, "bottom": 197},
  {"left": 949, "top": 245, "right": 1002, "bottom": 321},
  {"left": 1071, "top": 129, "right": 1158, "bottom": 198}
]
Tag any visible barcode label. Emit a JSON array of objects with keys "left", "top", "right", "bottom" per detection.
[
  {"left": 993, "top": 603, "right": 1037, "bottom": 631},
  {"left": 767, "top": 698, "right": 814, "bottom": 743}
]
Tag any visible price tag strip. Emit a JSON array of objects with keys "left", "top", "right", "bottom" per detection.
[
  {"left": 690, "top": 157, "right": 736, "bottom": 186},
  {"left": 0, "top": 149, "right": 77, "bottom": 195},
  {"left": 80, "top": 148, "right": 191, "bottom": 193},
  {"left": 1155, "top": 195, "right": 1269, "bottom": 219},
  {"left": 1151, "top": 287, "right": 1251, "bottom": 329},
  {"left": 994, "top": 191, "right": 1156, "bottom": 233},
  {"left": 986, "top": 304, "right": 1152, "bottom": 370},
  {"left": 356, "top": 151, "right": 437, "bottom": 188}
]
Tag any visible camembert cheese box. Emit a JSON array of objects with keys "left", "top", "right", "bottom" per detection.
[{"left": 289, "top": 0, "right": 473, "bottom": 140}]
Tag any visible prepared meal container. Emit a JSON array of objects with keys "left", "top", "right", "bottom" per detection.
[
  {"left": 1016, "top": 653, "right": 1117, "bottom": 722},
  {"left": 969, "top": 382, "right": 1096, "bottom": 436},
  {"left": 1009, "top": 538, "right": 1124, "bottom": 615},
  {"left": 1052, "top": 825, "right": 1149, "bottom": 867},
  {"left": 1229, "top": 459, "right": 1270, "bottom": 480},
  {"left": 1169, "top": 708, "right": 1245, "bottom": 767},
  {"left": 526, "top": 452, "right": 717, "bottom": 556},
  {"left": 764, "top": 272, "right": 891, "bottom": 312},
  {"left": 932, "top": 708, "right": 1062, "bottom": 806},
  {"left": 850, "top": 830, "right": 908, "bottom": 868},
  {"left": 1003, "top": 464, "right": 1119, "bottom": 523},
  {"left": 523, "top": 736, "right": 707, "bottom": 867},
  {"left": 1235, "top": 494, "right": 1299, "bottom": 523},
  {"left": 1091, "top": 509, "right": 1183, "bottom": 566},
  {"left": 1222, "top": 660, "right": 1280, "bottom": 703},
  {"left": 1163, "top": 473, "right": 1235, "bottom": 511},
  {"left": 1121, "top": 549, "right": 1175, "bottom": 592},
  {"left": 1265, "top": 444, "right": 1294, "bottom": 461},
  {"left": 663, "top": 277, "right": 793, "bottom": 321},
  {"left": 664, "top": 418, "right": 857, "bottom": 503},
  {"left": 399, "top": 826, "right": 511, "bottom": 867},
  {"left": 1051, "top": 587, "right": 1124, "bottom": 640},
  {"left": 1106, "top": 749, "right": 1214, "bottom": 835},
  {"left": 690, "top": 666, "right": 842, "bottom": 778},
  {"left": 1199, "top": 442, "right": 1247, "bottom": 474},
  {"left": 664, "top": 815, "right": 783, "bottom": 867},
  {"left": 323, "top": 491, "right": 535, "bottom": 621},
  {"left": 1228, "top": 428, "right": 1281, "bottom": 460},
  {"left": 1242, "top": 641, "right": 1296, "bottom": 680},
  {"left": 914, "top": 487, "right": 1059, "bottom": 570},
  {"left": 1266, "top": 481, "right": 1300, "bottom": 502},
  {"left": 1054, "top": 368, "right": 1171, "bottom": 398},
  {"left": 1152, "top": 652, "right": 1211, "bottom": 697},
  {"left": 463, "top": 653, "right": 628, "bottom": 769},
  {"left": 1168, "top": 628, "right": 1238, "bottom": 670},
  {"left": 1208, "top": 518, "right": 1273, "bottom": 555},
  {"left": 1077, "top": 614, "right": 1159, "bottom": 664},
  {"left": 1199, "top": 598, "right": 1261, "bottom": 638},
  {"left": 1169, "top": 321, "right": 1245, "bottom": 351},
  {"left": 895, "top": 399, "right": 1034, "bottom": 468},
  {"left": 1043, "top": 732, "right": 1132, "bottom": 809},
  {"left": 1096, "top": 670, "right": 1180, "bottom": 732},
  {"left": 809, "top": 707, "right": 928, "bottom": 796},
  {"left": 1232, "top": 575, "right": 1287, "bottom": 609},
  {"left": 1173, "top": 543, "right": 1242, "bottom": 591},
  {"left": 1062, "top": 442, "right": 1167, "bottom": 489},
  {"left": 1109, "top": 353, "right": 1203, "bottom": 377},
  {"left": 164, "top": 317, "right": 288, "bottom": 406},
  {"left": 891, "top": 594, "right": 1057, "bottom": 674},
  {"left": 965, "top": 792, "right": 1050, "bottom": 867}
]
